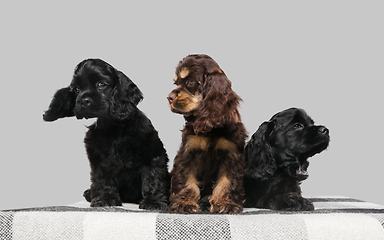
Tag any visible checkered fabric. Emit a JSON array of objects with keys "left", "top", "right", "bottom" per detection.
[{"left": 1, "top": 197, "right": 384, "bottom": 239}]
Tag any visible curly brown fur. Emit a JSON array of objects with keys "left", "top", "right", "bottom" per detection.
[
  {"left": 43, "top": 59, "right": 169, "bottom": 210},
  {"left": 244, "top": 108, "right": 330, "bottom": 211},
  {"left": 167, "top": 54, "right": 247, "bottom": 214}
]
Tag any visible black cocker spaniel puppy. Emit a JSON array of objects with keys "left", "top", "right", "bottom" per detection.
[
  {"left": 43, "top": 58, "right": 169, "bottom": 210},
  {"left": 244, "top": 108, "right": 330, "bottom": 211},
  {"left": 167, "top": 54, "right": 247, "bottom": 214}
]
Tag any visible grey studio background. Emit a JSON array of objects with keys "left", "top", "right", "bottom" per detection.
[{"left": 1, "top": 1, "right": 383, "bottom": 210}]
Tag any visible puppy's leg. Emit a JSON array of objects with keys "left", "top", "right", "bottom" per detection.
[
  {"left": 139, "top": 155, "right": 170, "bottom": 210},
  {"left": 169, "top": 136, "right": 209, "bottom": 213},
  {"left": 209, "top": 164, "right": 244, "bottom": 214},
  {"left": 268, "top": 180, "right": 314, "bottom": 211},
  {"left": 169, "top": 168, "right": 201, "bottom": 213},
  {"left": 169, "top": 154, "right": 201, "bottom": 213},
  {"left": 89, "top": 175, "right": 122, "bottom": 207},
  {"left": 209, "top": 138, "right": 244, "bottom": 214}
]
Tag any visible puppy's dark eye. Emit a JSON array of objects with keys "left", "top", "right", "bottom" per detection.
[
  {"left": 186, "top": 80, "right": 196, "bottom": 87},
  {"left": 97, "top": 82, "right": 108, "bottom": 90},
  {"left": 294, "top": 123, "right": 304, "bottom": 129},
  {"left": 73, "top": 86, "right": 80, "bottom": 94}
]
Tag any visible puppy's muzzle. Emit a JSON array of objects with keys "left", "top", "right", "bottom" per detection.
[
  {"left": 79, "top": 97, "right": 93, "bottom": 108},
  {"left": 167, "top": 93, "right": 177, "bottom": 105},
  {"left": 318, "top": 126, "right": 329, "bottom": 134},
  {"left": 75, "top": 95, "right": 94, "bottom": 119}
]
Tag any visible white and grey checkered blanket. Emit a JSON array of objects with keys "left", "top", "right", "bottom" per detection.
[{"left": 1, "top": 197, "right": 384, "bottom": 239}]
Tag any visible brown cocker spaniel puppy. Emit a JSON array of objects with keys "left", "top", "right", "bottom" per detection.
[
  {"left": 244, "top": 108, "right": 330, "bottom": 211},
  {"left": 167, "top": 54, "right": 247, "bottom": 214}
]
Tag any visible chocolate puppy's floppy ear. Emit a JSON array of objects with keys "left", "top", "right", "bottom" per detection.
[
  {"left": 193, "top": 59, "right": 241, "bottom": 135},
  {"left": 43, "top": 87, "right": 76, "bottom": 121},
  {"left": 110, "top": 71, "right": 143, "bottom": 120},
  {"left": 244, "top": 120, "right": 276, "bottom": 181}
]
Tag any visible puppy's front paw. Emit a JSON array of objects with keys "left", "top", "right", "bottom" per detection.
[
  {"left": 272, "top": 194, "right": 314, "bottom": 211},
  {"left": 90, "top": 197, "right": 122, "bottom": 207},
  {"left": 296, "top": 197, "right": 315, "bottom": 211},
  {"left": 168, "top": 201, "right": 201, "bottom": 213},
  {"left": 209, "top": 201, "right": 243, "bottom": 214},
  {"left": 139, "top": 200, "right": 168, "bottom": 210}
]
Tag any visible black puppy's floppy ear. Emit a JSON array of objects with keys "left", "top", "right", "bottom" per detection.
[
  {"left": 43, "top": 87, "right": 76, "bottom": 121},
  {"left": 244, "top": 120, "right": 276, "bottom": 181},
  {"left": 110, "top": 71, "right": 143, "bottom": 120}
]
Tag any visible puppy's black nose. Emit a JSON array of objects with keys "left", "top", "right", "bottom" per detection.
[
  {"left": 167, "top": 93, "right": 177, "bottom": 104},
  {"left": 318, "top": 126, "right": 329, "bottom": 134},
  {"left": 80, "top": 97, "right": 92, "bottom": 108}
]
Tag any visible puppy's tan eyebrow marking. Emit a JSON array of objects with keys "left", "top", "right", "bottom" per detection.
[{"left": 180, "top": 68, "right": 189, "bottom": 79}]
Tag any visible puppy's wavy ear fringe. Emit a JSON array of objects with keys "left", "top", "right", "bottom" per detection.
[
  {"left": 43, "top": 87, "right": 76, "bottom": 121},
  {"left": 110, "top": 71, "right": 143, "bottom": 120},
  {"left": 193, "top": 72, "right": 241, "bottom": 135},
  {"left": 244, "top": 121, "right": 276, "bottom": 181}
]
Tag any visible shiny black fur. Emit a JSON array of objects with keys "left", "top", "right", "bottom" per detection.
[
  {"left": 43, "top": 59, "right": 169, "bottom": 210},
  {"left": 244, "top": 108, "right": 329, "bottom": 211}
]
